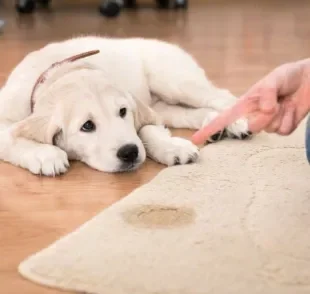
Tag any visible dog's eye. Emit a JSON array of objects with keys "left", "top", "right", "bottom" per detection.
[
  {"left": 119, "top": 107, "right": 127, "bottom": 118},
  {"left": 81, "top": 120, "right": 96, "bottom": 132}
]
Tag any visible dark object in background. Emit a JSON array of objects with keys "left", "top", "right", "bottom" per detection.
[
  {"left": 0, "top": 19, "right": 4, "bottom": 31},
  {"left": 15, "top": 0, "right": 188, "bottom": 18},
  {"left": 99, "top": 1, "right": 123, "bottom": 17},
  {"left": 16, "top": 0, "right": 50, "bottom": 13},
  {"left": 156, "top": 0, "right": 188, "bottom": 9}
]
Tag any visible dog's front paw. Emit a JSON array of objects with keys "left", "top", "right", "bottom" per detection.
[
  {"left": 226, "top": 117, "right": 253, "bottom": 140},
  {"left": 20, "top": 145, "right": 69, "bottom": 176},
  {"left": 156, "top": 137, "right": 199, "bottom": 166},
  {"left": 203, "top": 113, "right": 252, "bottom": 144}
]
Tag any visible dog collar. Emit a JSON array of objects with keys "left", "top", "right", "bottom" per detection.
[{"left": 30, "top": 49, "right": 100, "bottom": 112}]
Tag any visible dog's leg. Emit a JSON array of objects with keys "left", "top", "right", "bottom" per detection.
[
  {"left": 144, "top": 43, "right": 251, "bottom": 140},
  {"left": 150, "top": 77, "right": 250, "bottom": 141},
  {"left": 0, "top": 123, "right": 69, "bottom": 176},
  {"left": 138, "top": 124, "right": 199, "bottom": 166},
  {"left": 152, "top": 101, "right": 251, "bottom": 143}
]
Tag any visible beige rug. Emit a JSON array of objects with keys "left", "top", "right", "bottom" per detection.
[{"left": 19, "top": 121, "right": 310, "bottom": 294}]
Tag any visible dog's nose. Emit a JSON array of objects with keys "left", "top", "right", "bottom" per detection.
[{"left": 117, "top": 144, "right": 139, "bottom": 163}]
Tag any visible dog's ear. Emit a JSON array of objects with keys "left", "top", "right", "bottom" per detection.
[
  {"left": 12, "top": 112, "right": 61, "bottom": 145},
  {"left": 132, "top": 97, "right": 161, "bottom": 131}
]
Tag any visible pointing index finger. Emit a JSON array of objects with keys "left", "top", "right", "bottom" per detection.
[{"left": 191, "top": 95, "right": 259, "bottom": 145}]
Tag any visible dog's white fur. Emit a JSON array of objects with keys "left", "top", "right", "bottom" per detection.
[{"left": 0, "top": 36, "right": 249, "bottom": 176}]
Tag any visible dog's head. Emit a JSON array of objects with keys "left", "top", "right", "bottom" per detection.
[{"left": 13, "top": 51, "right": 160, "bottom": 172}]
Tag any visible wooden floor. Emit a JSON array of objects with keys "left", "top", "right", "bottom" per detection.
[{"left": 1, "top": 0, "right": 310, "bottom": 293}]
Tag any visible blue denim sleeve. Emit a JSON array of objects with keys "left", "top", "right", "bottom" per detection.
[{"left": 306, "top": 115, "right": 310, "bottom": 163}]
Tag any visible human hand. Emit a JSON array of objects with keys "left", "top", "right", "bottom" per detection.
[{"left": 192, "top": 59, "right": 310, "bottom": 145}]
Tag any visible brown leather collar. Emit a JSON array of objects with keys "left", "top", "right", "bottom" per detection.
[{"left": 30, "top": 49, "right": 100, "bottom": 112}]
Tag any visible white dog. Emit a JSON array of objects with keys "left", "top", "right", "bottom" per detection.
[{"left": 0, "top": 36, "right": 250, "bottom": 176}]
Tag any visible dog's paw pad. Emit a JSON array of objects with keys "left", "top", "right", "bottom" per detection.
[
  {"left": 187, "top": 152, "right": 199, "bottom": 164},
  {"left": 174, "top": 156, "right": 181, "bottom": 165},
  {"left": 206, "top": 129, "right": 227, "bottom": 144},
  {"left": 241, "top": 131, "right": 253, "bottom": 140},
  {"left": 231, "top": 131, "right": 253, "bottom": 140}
]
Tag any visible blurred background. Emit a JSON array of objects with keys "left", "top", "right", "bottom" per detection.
[{"left": 1, "top": 0, "right": 310, "bottom": 97}]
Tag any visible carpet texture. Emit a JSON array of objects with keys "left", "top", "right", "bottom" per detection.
[{"left": 19, "top": 121, "right": 310, "bottom": 294}]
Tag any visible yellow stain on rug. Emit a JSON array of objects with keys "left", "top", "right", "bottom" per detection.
[{"left": 122, "top": 204, "right": 195, "bottom": 228}]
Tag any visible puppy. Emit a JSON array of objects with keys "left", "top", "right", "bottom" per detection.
[{"left": 0, "top": 36, "right": 250, "bottom": 176}]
